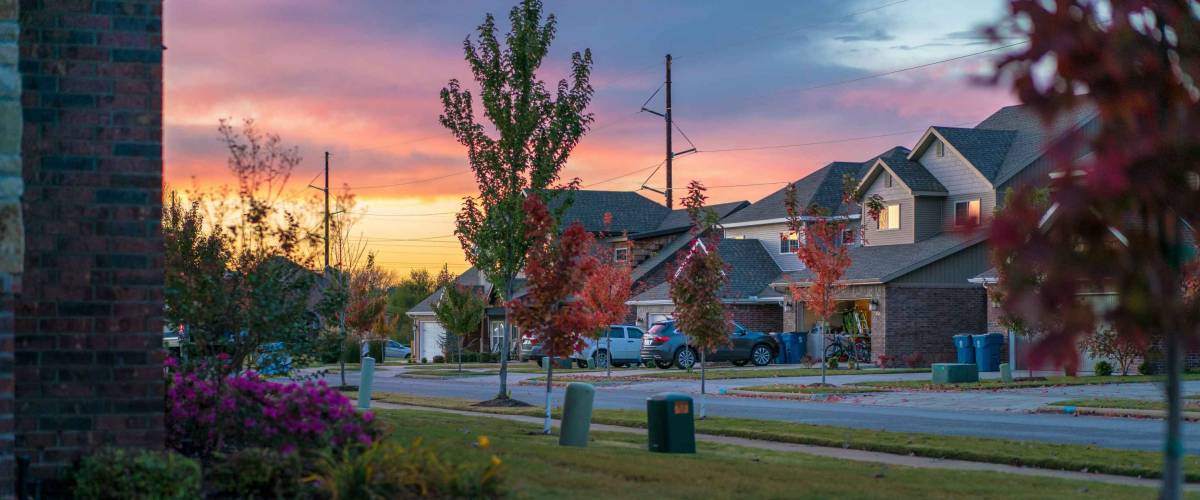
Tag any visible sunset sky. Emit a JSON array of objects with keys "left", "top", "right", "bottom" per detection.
[{"left": 163, "top": 0, "right": 1019, "bottom": 277}]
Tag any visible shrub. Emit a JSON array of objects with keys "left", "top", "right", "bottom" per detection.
[
  {"left": 875, "top": 354, "right": 894, "bottom": 369},
  {"left": 205, "top": 447, "right": 307, "bottom": 499},
  {"left": 826, "top": 358, "right": 838, "bottom": 369},
  {"left": 433, "top": 355, "right": 446, "bottom": 364},
  {"left": 800, "top": 355, "right": 816, "bottom": 368},
  {"left": 166, "top": 359, "right": 383, "bottom": 457},
  {"left": 1094, "top": 360, "right": 1114, "bottom": 377},
  {"left": 902, "top": 352, "right": 925, "bottom": 368},
  {"left": 1138, "top": 360, "right": 1155, "bottom": 375},
  {"left": 367, "top": 339, "right": 386, "bottom": 362},
  {"left": 310, "top": 440, "right": 504, "bottom": 499},
  {"left": 72, "top": 448, "right": 200, "bottom": 500},
  {"left": 340, "top": 337, "right": 361, "bottom": 363},
  {"left": 1080, "top": 327, "right": 1144, "bottom": 375}
]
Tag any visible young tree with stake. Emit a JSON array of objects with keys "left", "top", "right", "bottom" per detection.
[
  {"left": 509, "top": 196, "right": 601, "bottom": 433},
  {"left": 441, "top": 0, "right": 594, "bottom": 403},
  {"left": 668, "top": 181, "right": 731, "bottom": 419},
  {"left": 785, "top": 183, "right": 855, "bottom": 385},
  {"left": 432, "top": 283, "right": 486, "bottom": 373},
  {"left": 986, "top": 2, "right": 1200, "bottom": 497}
]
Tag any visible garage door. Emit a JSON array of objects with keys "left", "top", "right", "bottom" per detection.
[{"left": 419, "top": 321, "right": 446, "bottom": 362}]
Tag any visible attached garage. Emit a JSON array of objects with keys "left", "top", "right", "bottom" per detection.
[{"left": 418, "top": 321, "right": 446, "bottom": 362}]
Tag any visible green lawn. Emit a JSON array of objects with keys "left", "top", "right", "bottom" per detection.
[
  {"left": 533, "top": 367, "right": 928, "bottom": 383},
  {"left": 378, "top": 408, "right": 1164, "bottom": 499},
  {"left": 362, "top": 392, "right": 1200, "bottom": 482},
  {"left": 400, "top": 369, "right": 498, "bottom": 378},
  {"left": 853, "top": 374, "right": 1200, "bottom": 391},
  {"left": 736, "top": 384, "right": 888, "bottom": 395},
  {"left": 1051, "top": 395, "right": 1200, "bottom": 411}
]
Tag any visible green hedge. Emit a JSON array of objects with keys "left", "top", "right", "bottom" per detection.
[{"left": 72, "top": 448, "right": 201, "bottom": 500}]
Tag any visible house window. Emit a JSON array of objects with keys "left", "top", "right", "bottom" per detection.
[
  {"left": 935, "top": 140, "right": 945, "bottom": 157},
  {"left": 883, "top": 173, "right": 893, "bottom": 188},
  {"left": 613, "top": 247, "right": 630, "bottom": 263},
  {"left": 878, "top": 204, "right": 901, "bottom": 230},
  {"left": 841, "top": 228, "right": 857, "bottom": 246},
  {"left": 954, "top": 199, "right": 981, "bottom": 227},
  {"left": 779, "top": 231, "right": 800, "bottom": 254}
]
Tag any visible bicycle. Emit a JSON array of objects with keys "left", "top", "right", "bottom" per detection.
[{"left": 823, "top": 333, "right": 872, "bottom": 365}]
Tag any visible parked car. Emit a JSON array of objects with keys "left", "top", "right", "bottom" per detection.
[
  {"left": 385, "top": 340, "right": 412, "bottom": 359},
  {"left": 519, "top": 325, "right": 645, "bottom": 368},
  {"left": 640, "top": 320, "right": 779, "bottom": 369}
]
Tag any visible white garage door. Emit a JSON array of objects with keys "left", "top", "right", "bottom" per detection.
[{"left": 419, "top": 321, "right": 446, "bottom": 362}]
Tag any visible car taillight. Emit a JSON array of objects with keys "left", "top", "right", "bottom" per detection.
[{"left": 653, "top": 335, "right": 671, "bottom": 344}]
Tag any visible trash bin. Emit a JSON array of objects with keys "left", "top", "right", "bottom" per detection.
[
  {"left": 646, "top": 393, "right": 695, "bottom": 453},
  {"left": 774, "top": 334, "right": 789, "bottom": 364},
  {"left": 953, "top": 334, "right": 975, "bottom": 364},
  {"left": 785, "top": 333, "right": 806, "bottom": 364},
  {"left": 972, "top": 333, "right": 1005, "bottom": 372}
]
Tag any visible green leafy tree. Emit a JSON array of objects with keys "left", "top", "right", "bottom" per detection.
[
  {"left": 164, "top": 119, "right": 318, "bottom": 374},
  {"left": 387, "top": 267, "right": 450, "bottom": 344},
  {"left": 440, "top": 0, "right": 594, "bottom": 401},
  {"left": 432, "top": 283, "right": 486, "bottom": 373},
  {"left": 667, "top": 182, "right": 731, "bottom": 419}
]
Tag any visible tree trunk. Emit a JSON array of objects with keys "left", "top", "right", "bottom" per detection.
[
  {"left": 457, "top": 337, "right": 464, "bottom": 373},
  {"left": 543, "top": 358, "right": 554, "bottom": 434},
  {"left": 339, "top": 312, "right": 347, "bottom": 388},
  {"left": 699, "top": 351, "right": 707, "bottom": 419},
  {"left": 1163, "top": 331, "right": 1183, "bottom": 500},
  {"left": 606, "top": 330, "right": 612, "bottom": 378},
  {"left": 498, "top": 278, "right": 514, "bottom": 400},
  {"left": 819, "top": 322, "right": 827, "bottom": 385}
]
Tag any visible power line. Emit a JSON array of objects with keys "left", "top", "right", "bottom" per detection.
[
  {"left": 796, "top": 41, "right": 1028, "bottom": 93},
  {"left": 352, "top": 211, "right": 457, "bottom": 217},
  {"left": 697, "top": 121, "right": 976, "bottom": 153},
  {"left": 345, "top": 170, "right": 471, "bottom": 191},
  {"left": 581, "top": 160, "right": 665, "bottom": 189}
]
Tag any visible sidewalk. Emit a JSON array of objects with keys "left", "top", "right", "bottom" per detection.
[{"left": 370, "top": 401, "right": 1193, "bottom": 492}]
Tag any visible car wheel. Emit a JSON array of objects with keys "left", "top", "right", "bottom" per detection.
[
  {"left": 536, "top": 358, "right": 544, "bottom": 368},
  {"left": 654, "top": 360, "right": 672, "bottom": 369},
  {"left": 674, "top": 347, "right": 697, "bottom": 370},
  {"left": 731, "top": 360, "right": 748, "bottom": 367},
  {"left": 576, "top": 359, "right": 588, "bottom": 369},
  {"left": 593, "top": 350, "right": 610, "bottom": 369},
  {"left": 751, "top": 345, "right": 773, "bottom": 367}
]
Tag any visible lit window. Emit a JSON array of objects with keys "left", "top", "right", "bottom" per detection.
[
  {"left": 613, "top": 247, "right": 630, "bottom": 262},
  {"left": 954, "top": 199, "right": 981, "bottom": 227},
  {"left": 878, "top": 204, "right": 900, "bottom": 230},
  {"left": 935, "top": 140, "right": 945, "bottom": 157},
  {"left": 779, "top": 232, "right": 800, "bottom": 254}
]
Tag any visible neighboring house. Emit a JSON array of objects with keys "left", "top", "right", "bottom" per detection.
[
  {"left": 406, "top": 190, "right": 748, "bottom": 360},
  {"left": 629, "top": 103, "right": 1099, "bottom": 364}
]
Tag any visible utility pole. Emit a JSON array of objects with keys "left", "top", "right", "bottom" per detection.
[
  {"left": 640, "top": 54, "right": 694, "bottom": 208},
  {"left": 665, "top": 54, "right": 673, "bottom": 209},
  {"left": 324, "top": 151, "right": 330, "bottom": 272}
]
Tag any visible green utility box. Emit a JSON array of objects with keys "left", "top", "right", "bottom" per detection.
[
  {"left": 646, "top": 393, "right": 695, "bottom": 454},
  {"left": 931, "top": 363, "right": 979, "bottom": 384},
  {"left": 559, "top": 383, "right": 595, "bottom": 447}
]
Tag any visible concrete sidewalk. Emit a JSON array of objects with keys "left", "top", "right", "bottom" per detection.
[{"left": 371, "top": 401, "right": 1193, "bottom": 492}]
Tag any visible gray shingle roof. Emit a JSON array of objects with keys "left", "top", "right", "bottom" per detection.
[
  {"left": 876, "top": 148, "right": 947, "bottom": 194},
  {"left": 722, "top": 161, "right": 868, "bottom": 224},
  {"left": 553, "top": 190, "right": 670, "bottom": 235},
  {"left": 778, "top": 233, "right": 985, "bottom": 285},
  {"left": 971, "top": 267, "right": 998, "bottom": 283},
  {"left": 931, "top": 126, "right": 1018, "bottom": 180},
  {"left": 973, "top": 103, "right": 1098, "bottom": 187},
  {"left": 407, "top": 268, "right": 489, "bottom": 316},
  {"left": 630, "top": 238, "right": 783, "bottom": 302},
  {"left": 654, "top": 201, "right": 750, "bottom": 233}
]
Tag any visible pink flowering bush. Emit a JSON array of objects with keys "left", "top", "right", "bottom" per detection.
[{"left": 165, "top": 357, "right": 382, "bottom": 457}]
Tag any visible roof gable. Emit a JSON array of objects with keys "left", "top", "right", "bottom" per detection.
[
  {"left": 973, "top": 103, "right": 1099, "bottom": 187},
  {"left": 911, "top": 127, "right": 1018, "bottom": 182},
  {"left": 553, "top": 190, "right": 670, "bottom": 234},
  {"left": 630, "top": 238, "right": 783, "bottom": 302},
  {"left": 857, "top": 149, "right": 947, "bottom": 197},
  {"left": 722, "top": 160, "right": 868, "bottom": 225}
]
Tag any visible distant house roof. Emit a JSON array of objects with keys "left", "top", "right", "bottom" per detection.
[
  {"left": 723, "top": 160, "right": 869, "bottom": 225},
  {"left": 407, "top": 268, "right": 489, "bottom": 316},
  {"left": 776, "top": 233, "right": 986, "bottom": 285},
  {"left": 926, "top": 126, "right": 1018, "bottom": 181},
  {"left": 552, "top": 190, "right": 670, "bottom": 234},
  {"left": 630, "top": 200, "right": 749, "bottom": 240},
  {"left": 972, "top": 102, "right": 1098, "bottom": 187},
  {"left": 628, "top": 238, "right": 783, "bottom": 303}
]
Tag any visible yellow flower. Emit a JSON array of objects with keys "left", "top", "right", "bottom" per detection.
[
  {"left": 490, "top": 455, "right": 502, "bottom": 466},
  {"left": 477, "top": 435, "right": 490, "bottom": 449}
]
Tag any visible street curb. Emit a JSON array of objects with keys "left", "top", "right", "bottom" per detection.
[
  {"left": 1038, "top": 405, "right": 1200, "bottom": 422},
  {"left": 724, "top": 389, "right": 881, "bottom": 401}
]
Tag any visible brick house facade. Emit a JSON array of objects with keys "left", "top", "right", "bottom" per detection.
[{"left": 1, "top": 1, "right": 165, "bottom": 496}]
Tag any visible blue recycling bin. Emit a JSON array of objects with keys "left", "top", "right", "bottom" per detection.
[
  {"left": 774, "top": 334, "right": 788, "bottom": 364},
  {"left": 972, "top": 333, "right": 1005, "bottom": 372},
  {"left": 953, "top": 334, "right": 975, "bottom": 364},
  {"left": 785, "top": 333, "right": 806, "bottom": 364}
]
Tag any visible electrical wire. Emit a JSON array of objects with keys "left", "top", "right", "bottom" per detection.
[{"left": 795, "top": 41, "right": 1028, "bottom": 93}]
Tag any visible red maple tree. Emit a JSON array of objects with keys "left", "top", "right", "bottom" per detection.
[
  {"left": 668, "top": 181, "right": 731, "bottom": 418},
  {"left": 579, "top": 236, "right": 633, "bottom": 377},
  {"left": 986, "top": 1, "right": 1200, "bottom": 495},
  {"left": 785, "top": 183, "right": 855, "bottom": 383},
  {"left": 509, "top": 194, "right": 603, "bottom": 432}
]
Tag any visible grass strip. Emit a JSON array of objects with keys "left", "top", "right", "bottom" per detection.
[
  {"left": 359, "top": 391, "right": 1198, "bottom": 482},
  {"left": 1051, "top": 396, "right": 1200, "bottom": 412},
  {"left": 529, "top": 367, "right": 929, "bottom": 384},
  {"left": 854, "top": 373, "right": 1200, "bottom": 391},
  {"left": 735, "top": 384, "right": 887, "bottom": 395},
  {"left": 378, "top": 409, "right": 1160, "bottom": 499}
]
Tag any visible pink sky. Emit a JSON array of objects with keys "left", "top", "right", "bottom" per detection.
[{"left": 164, "top": 0, "right": 1018, "bottom": 275}]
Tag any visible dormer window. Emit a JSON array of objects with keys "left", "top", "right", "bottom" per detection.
[
  {"left": 935, "top": 140, "right": 945, "bottom": 158},
  {"left": 613, "top": 246, "right": 630, "bottom": 263},
  {"left": 884, "top": 173, "right": 893, "bottom": 188}
]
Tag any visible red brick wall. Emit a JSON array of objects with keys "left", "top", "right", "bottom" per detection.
[
  {"left": 881, "top": 285, "right": 987, "bottom": 365},
  {"left": 14, "top": 0, "right": 164, "bottom": 493},
  {"left": 727, "top": 303, "right": 783, "bottom": 333}
]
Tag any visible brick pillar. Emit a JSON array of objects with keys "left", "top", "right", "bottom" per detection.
[
  {"left": 14, "top": 1, "right": 164, "bottom": 494},
  {"left": 0, "top": 0, "right": 19, "bottom": 496}
]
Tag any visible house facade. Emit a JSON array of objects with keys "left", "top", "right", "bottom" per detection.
[{"left": 629, "top": 104, "right": 1099, "bottom": 365}]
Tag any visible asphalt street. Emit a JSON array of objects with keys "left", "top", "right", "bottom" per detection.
[{"left": 328, "top": 368, "right": 1200, "bottom": 454}]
